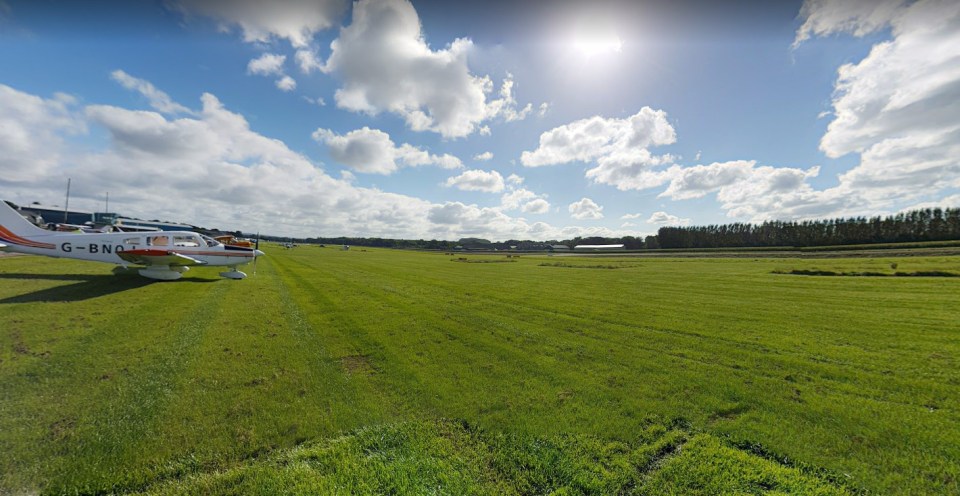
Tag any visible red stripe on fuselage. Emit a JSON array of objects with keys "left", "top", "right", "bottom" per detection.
[{"left": 0, "top": 225, "right": 56, "bottom": 249}]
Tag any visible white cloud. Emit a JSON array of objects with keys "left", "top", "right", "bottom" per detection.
[
  {"left": 295, "top": 48, "right": 324, "bottom": 74},
  {"left": 500, "top": 188, "right": 537, "bottom": 210},
  {"left": 522, "top": 198, "right": 550, "bottom": 214},
  {"left": 794, "top": 0, "right": 907, "bottom": 47},
  {"left": 247, "top": 53, "right": 286, "bottom": 76},
  {"left": 0, "top": 85, "right": 85, "bottom": 183},
  {"left": 444, "top": 169, "right": 505, "bottom": 193},
  {"left": 110, "top": 70, "right": 194, "bottom": 115},
  {"left": 171, "top": 0, "right": 346, "bottom": 48},
  {"left": 522, "top": 107, "right": 676, "bottom": 167},
  {"left": 275, "top": 75, "right": 297, "bottom": 91},
  {"left": 479, "top": 126, "right": 491, "bottom": 136},
  {"left": 647, "top": 211, "right": 690, "bottom": 226},
  {"left": 303, "top": 96, "right": 326, "bottom": 106},
  {"left": 521, "top": 107, "right": 677, "bottom": 190},
  {"left": 621, "top": 222, "right": 637, "bottom": 228},
  {"left": 474, "top": 151, "right": 493, "bottom": 161},
  {"left": 620, "top": 213, "right": 643, "bottom": 219},
  {"left": 538, "top": 102, "right": 550, "bottom": 117},
  {"left": 484, "top": 74, "right": 532, "bottom": 123},
  {"left": 506, "top": 174, "right": 524, "bottom": 186},
  {"left": 792, "top": 0, "right": 960, "bottom": 213},
  {"left": 568, "top": 197, "right": 604, "bottom": 220},
  {"left": 312, "top": 126, "right": 462, "bottom": 174},
  {"left": 320, "top": 0, "right": 531, "bottom": 138},
  {"left": 0, "top": 81, "right": 630, "bottom": 241},
  {"left": 654, "top": 160, "right": 836, "bottom": 222}
]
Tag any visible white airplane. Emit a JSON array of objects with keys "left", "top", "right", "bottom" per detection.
[{"left": 0, "top": 200, "right": 264, "bottom": 280}]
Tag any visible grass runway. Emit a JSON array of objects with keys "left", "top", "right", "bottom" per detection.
[{"left": 1, "top": 247, "right": 958, "bottom": 494}]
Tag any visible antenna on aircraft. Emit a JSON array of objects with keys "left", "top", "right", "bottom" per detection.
[{"left": 63, "top": 178, "right": 71, "bottom": 223}]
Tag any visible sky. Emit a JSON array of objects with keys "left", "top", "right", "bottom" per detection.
[{"left": 1, "top": 0, "right": 958, "bottom": 240}]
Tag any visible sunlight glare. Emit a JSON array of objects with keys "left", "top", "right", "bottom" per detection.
[{"left": 571, "top": 35, "right": 623, "bottom": 59}]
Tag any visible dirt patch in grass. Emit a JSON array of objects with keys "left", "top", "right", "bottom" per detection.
[
  {"left": 450, "top": 258, "right": 516, "bottom": 263},
  {"left": 539, "top": 262, "right": 641, "bottom": 269},
  {"left": 340, "top": 354, "right": 376, "bottom": 376}
]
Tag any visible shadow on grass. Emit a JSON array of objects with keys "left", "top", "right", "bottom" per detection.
[{"left": 0, "top": 272, "right": 218, "bottom": 303}]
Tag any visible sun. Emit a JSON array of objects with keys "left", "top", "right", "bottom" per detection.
[{"left": 571, "top": 34, "right": 624, "bottom": 59}]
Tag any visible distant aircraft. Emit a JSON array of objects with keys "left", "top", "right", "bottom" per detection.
[{"left": 0, "top": 200, "right": 263, "bottom": 280}]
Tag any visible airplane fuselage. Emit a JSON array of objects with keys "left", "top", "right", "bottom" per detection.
[
  {"left": 1, "top": 200, "right": 262, "bottom": 280},
  {"left": 3, "top": 230, "right": 257, "bottom": 267}
]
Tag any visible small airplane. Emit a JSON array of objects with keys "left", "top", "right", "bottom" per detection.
[{"left": 0, "top": 200, "right": 264, "bottom": 280}]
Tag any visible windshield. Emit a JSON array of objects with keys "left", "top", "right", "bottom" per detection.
[{"left": 201, "top": 235, "right": 222, "bottom": 248}]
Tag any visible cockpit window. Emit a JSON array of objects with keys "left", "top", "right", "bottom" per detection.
[
  {"left": 201, "top": 235, "right": 221, "bottom": 248},
  {"left": 149, "top": 235, "right": 169, "bottom": 246}
]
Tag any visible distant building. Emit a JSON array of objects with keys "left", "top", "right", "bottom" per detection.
[
  {"left": 113, "top": 217, "right": 195, "bottom": 232},
  {"left": 549, "top": 244, "right": 571, "bottom": 251},
  {"left": 573, "top": 244, "right": 624, "bottom": 250},
  {"left": 16, "top": 203, "right": 109, "bottom": 226}
]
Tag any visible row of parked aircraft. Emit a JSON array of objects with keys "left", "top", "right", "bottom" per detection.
[{"left": 0, "top": 199, "right": 263, "bottom": 280}]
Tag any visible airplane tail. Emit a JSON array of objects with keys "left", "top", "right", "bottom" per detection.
[{"left": 0, "top": 200, "right": 54, "bottom": 245}]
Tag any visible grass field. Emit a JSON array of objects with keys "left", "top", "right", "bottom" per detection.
[{"left": 1, "top": 247, "right": 958, "bottom": 494}]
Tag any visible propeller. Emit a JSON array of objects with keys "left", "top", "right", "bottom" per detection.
[{"left": 253, "top": 232, "right": 260, "bottom": 275}]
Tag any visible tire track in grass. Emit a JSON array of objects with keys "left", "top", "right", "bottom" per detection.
[
  {"left": 271, "top": 254, "right": 439, "bottom": 421},
  {"left": 1, "top": 272, "right": 222, "bottom": 493},
  {"left": 44, "top": 280, "right": 229, "bottom": 494},
  {"left": 281, "top": 254, "right": 928, "bottom": 419},
  {"left": 284, "top": 251, "right": 958, "bottom": 494},
  {"left": 273, "top": 254, "right": 649, "bottom": 432},
  {"left": 368, "top": 260, "right": 958, "bottom": 414},
  {"left": 273, "top": 254, "right": 580, "bottom": 427},
  {"left": 124, "top": 253, "right": 396, "bottom": 492},
  {"left": 269, "top": 253, "right": 400, "bottom": 421}
]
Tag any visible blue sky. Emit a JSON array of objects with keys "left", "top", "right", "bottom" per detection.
[{"left": 1, "top": 0, "right": 958, "bottom": 240}]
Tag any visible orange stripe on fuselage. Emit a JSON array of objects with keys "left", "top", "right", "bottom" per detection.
[{"left": 0, "top": 225, "right": 56, "bottom": 249}]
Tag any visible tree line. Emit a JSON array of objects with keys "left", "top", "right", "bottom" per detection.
[
  {"left": 255, "top": 207, "right": 960, "bottom": 251},
  {"left": 656, "top": 207, "right": 960, "bottom": 249}
]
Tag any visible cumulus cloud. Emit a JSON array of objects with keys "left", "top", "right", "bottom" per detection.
[
  {"left": 320, "top": 0, "right": 532, "bottom": 137},
  {"left": 0, "top": 85, "right": 85, "bottom": 182},
  {"left": 652, "top": 160, "right": 839, "bottom": 222},
  {"left": 0, "top": 81, "right": 628, "bottom": 241},
  {"left": 312, "top": 126, "right": 462, "bottom": 174},
  {"left": 521, "top": 107, "right": 677, "bottom": 190},
  {"left": 568, "top": 197, "right": 604, "bottom": 220},
  {"left": 500, "top": 188, "right": 537, "bottom": 210},
  {"left": 247, "top": 53, "right": 286, "bottom": 76},
  {"left": 794, "top": 0, "right": 960, "bottom": 211},
  {"left": 521, "top": 107, "right": 675, "bottom": 167},
  {"left": 647, "top": 211, "right": 690, "bottom": 226},
  {"left": 522, "top": 198, "right": 550, "bottom": 214},
  {"left": 794, "top": 0, "right": 907, "bottom": 47},
  {"left": 295, "top": 48, "right": 324, "bottom": 73},
  {"left": 246, "top": 53, "right": 298, "bottom": 91},
  {"left": 444, "top": 169, "right": 505, "bottom": 193},
  {"left": 484, "top": 74, "right": 532, "bottom": 122},
  {"left": 171, "top": 0, "right": 347, "bottom": 48},
  {"left": 474, "top": 151, "right": 493, "bottom": 161},
  {"left": 275, "top": 75, "right": 297, "bottom": 91},
  {"left": 111, "top": 70, "right": 194, "bottom": 115},
  {"left": 498, "top": 176, "right": 550, "bottom": 214}
]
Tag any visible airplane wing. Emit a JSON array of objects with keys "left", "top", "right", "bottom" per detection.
[{"left": 118, "top": 249, "right": 207, "bottom": 267}]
